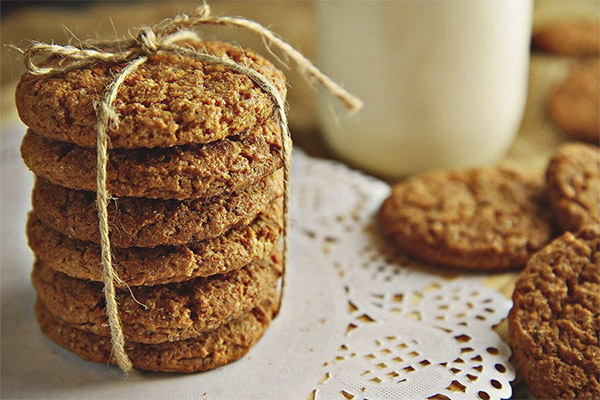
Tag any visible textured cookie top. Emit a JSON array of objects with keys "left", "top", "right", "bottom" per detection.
[
  {"left": 35, "top": 296, "right": 276, "bottom": 373},
  {"left": 27, "top": 200, "right": 282, "bottom": 286},
  {"left": 16, "top": 40, "right": 287, "bottom": 149},
  {"left": 32, "top": 170, "right": 282, "bottom": 248},
  {"left": 21, "top": 121, "right": 283, "bottom": 200},
  {"left": 548, "top": 60, "right": 600, "bottom": 143},
  {"left": 509, "top": 226, "right": 600, "bottom": 400},
  {"left": 33, "top": 251, "right": 281, "bottom": 344},
  {"left": 380, "top": 168, "right": 551, "bottom": 270},
  {"left": 532, "top": 19, "right": 600, "bottom": 57},
  {"left": 547, "top": 143, "right": 600, "bottom": 233}
]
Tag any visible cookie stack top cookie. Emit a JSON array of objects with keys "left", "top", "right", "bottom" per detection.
[{"left": 17, "top": 40, "right": 287, "bottom": 150}]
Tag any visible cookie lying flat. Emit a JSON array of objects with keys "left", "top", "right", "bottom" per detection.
[
  {"left": 532, "top": 20, "right": 600, "bottom": 57},
  {"left": 35, "top": 297, "right": 277, "bottom": 373},
  {"left": 32, "top": 170, "right": 282, "bottom": 248},
  {"left": 33, "top": 251, "right": 281, "bottom": 344},
  {"left": 547, "top": 143, "right": 600, "bottom": 232},
  {"left": 380, "top": 168, "right": 551, "bottom": 270},
  {"left": 21, "top": 121, "right": 283, "bottom": 200},
  {"left": 548, "top": 60, "right": 600, "bottom": 143},
  {"left": 16, "top": 40, "right": 286, "bottom": 149},
  {"left": 27, "top": 201, "right": 281, "bottom": 287},
  {"left": 509, "top": 226, "right": 600, "bottom": 400}
]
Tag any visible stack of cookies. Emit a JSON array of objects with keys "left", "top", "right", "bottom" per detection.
[{"left": 17, "top": 40, "right": 288, "bottom": 373}]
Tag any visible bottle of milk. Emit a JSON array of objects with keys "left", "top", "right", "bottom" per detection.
[{"left": 316, "top": 0, "right": 533, "bottom": 177}]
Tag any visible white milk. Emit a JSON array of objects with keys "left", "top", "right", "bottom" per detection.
[{"left": 316, "top": 0, "right": 533, "bottom": 177}]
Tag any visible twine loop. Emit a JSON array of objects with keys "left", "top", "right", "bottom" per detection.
[{"left": 17, "top": 4, "right": 361, "bottom": 374}]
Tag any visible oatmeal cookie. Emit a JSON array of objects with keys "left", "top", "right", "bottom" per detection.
[
  {"left": 532, "top": 19, "right": 600, "bottom": 57},
  {"left": 509, "top": 226, "right": 600, "bottom": 400},
  {"left": 35, "top": 296, "right": 278, "bottom": 373},
  {"left": 32, "top": 252, "right": 282, "bottom": 344},
  {"left": 380, "top": 167, "right": 551, "bottom": 270},
  {"left": 21, "top": 121, "right": 283, "bottom": 200},
  {"left": 548, "top": 60, "right": 600, "bottom": 143},
  {"left": 16, "top": 40, "right": 286, "bottom": 149},
  {"left": 32, "top": 170, "right": 282, "bottom": 248},
  {"left": 547, "top": 143, "right": 600, "bottom": 232},
  {"left": 27, "top": 200, "right": 281, "bottom": 286}
]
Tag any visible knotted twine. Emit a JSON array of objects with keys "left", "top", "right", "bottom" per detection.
[{"left": 19, "top": 4, "right": 362, "bottom": 373}]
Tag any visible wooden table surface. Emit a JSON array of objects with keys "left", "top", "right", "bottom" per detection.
[{"left": 1, "top": 2, "right": 597, "bottom": 399}]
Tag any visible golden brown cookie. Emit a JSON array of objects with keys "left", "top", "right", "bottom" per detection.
[
  {"left": 379, "top": 167, "right": 551, "bottom": 270},
  {"left": 27, "top": 200, "right": 281, "bottom": 287},
  {"left": 20, "top": 122, "right": 283, "bottom": 200},
  {"left": 32, "top": 251, "right": 282, "bottom": 344},
  {"left": 35, "top": 296, "right": 277, "bottom": 373},
  {"left": 16, "top": 40, "right": 287, "bottom": 149},
  {"left": 32, "top": 170, "right": 283, "bottom": 248},
  {"left": 532, "top": 20, "right": 600, "bottom": 57},
  {"left": 547, "top": 143, "right": 600, "bottom": 232},
  {"left": 548, "top": 60, "right": 600, "bottom": 143},
  {"left": 508, "top": 226, "right": 600, "bottom": 400}
]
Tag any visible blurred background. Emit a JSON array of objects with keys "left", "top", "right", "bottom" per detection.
[{"left": 1, "top": 0, "right": 598, "bottom": 171}]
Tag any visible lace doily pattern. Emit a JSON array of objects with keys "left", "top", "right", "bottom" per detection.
[{"left": 291, "top": 151, "right": 515, "bottom": 400}]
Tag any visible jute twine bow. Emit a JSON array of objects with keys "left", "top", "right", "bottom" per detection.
[{"left": 18, "top": 4, "right": 362, "bottom": 374}]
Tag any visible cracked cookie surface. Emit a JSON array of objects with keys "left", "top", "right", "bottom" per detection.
[
  {"left": 509, "top": 226, "right": 600, "bottom": 400},
  {"left": 16, "top": 40, "right": 286, "bottom": 149},
  {"left": 32, "top": 170, "right": 283, "bottom": 248},
  {"left": 380, "top": 167, "right": 551, "bottom": 270},
  {"left": 35, "top": 295, "right": 277, "bottom": 373},
  {"left": 32, "top": 251, "right": 282, "bottom": 344},
  {"left": 27, "top": 200, "right": 281, "bottom": 286},
  {"left": 21, "top": 122, "right": 283, "bottom": 200}
]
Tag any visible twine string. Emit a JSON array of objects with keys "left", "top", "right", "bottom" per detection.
[
  {"left": 94, "top": 56, "right": 147, "bottom": 373},
  {"left": 19, "top": 4, "right": 361, "bottom": 374}
]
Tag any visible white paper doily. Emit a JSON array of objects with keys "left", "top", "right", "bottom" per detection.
[
  {"left": 288, "top": 151, "right": 514, "bottom": 400},
  {"left": 0, "top": 122, "right": 514, "bottom": 400}
]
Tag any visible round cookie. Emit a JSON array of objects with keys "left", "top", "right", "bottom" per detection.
[
  {"left": 32, "top": 170, "right": 283, "bottom": 248},
  {"left": 35, "top": 297, "right": 277, "bottom": 373},
  {"left": 508, "top": 226, "right": 600, "bottom": 400},
  {"left": 16, "top": 40, "right": 287, "bottom": 149},
  {"left": 548, "top": 60, "right": 600, "bottom": 143},
  {"left": 546, "top": 143, "right": 600, "bottom": 232},
  {"left": 27, "top": 201, "right": 281, "bottom": 287},
  {"left": 532, "top": 20, "right": 600, "bottom": 57},
  {"left": 20, "top": 121, "right": 283, "bottom": 200},
  {"left": 379, "top": 167, "right": 551, "bottom": 270},
  {"left": 32, "top": 251, "right": 282, "bottom": 344}
]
